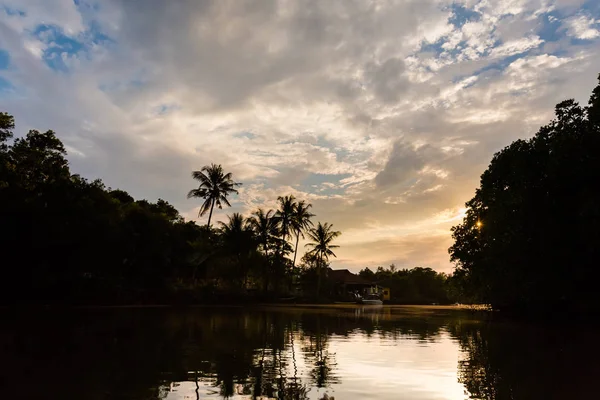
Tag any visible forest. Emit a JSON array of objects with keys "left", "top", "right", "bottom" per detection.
[
  {"left": 449, "top": 74, "right": 600, "bottom": 315},
  {"left": 358, "top": 265, "right": 455, "bottom": 305},
  {"left": 0, "top": 111, "right": 343, "bottom": 304},
  {"left": 1, "top": 111, "right": 456, "bottom": 305}
]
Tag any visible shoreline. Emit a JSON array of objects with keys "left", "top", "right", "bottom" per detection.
[{"left": 0, "top": 303, "right": 489, "bottom": 311}]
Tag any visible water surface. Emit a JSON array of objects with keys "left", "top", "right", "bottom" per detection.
[{"left": 1, "top": 305, "right": 598, "bottom": 399}]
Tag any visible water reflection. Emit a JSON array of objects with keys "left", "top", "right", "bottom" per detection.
[{"left": 0, "top": 306, "right": 598, "bottom": 399}]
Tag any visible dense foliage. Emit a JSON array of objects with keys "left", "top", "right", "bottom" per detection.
[
  {"left": 449, "top": 75, "right": 600, "bottom": 314},
  {"left": 358, "top": 265, "right": 456, "bottom": 304},
  {"left": 0, "top": 113, "right": 341, "bottom": 305}
]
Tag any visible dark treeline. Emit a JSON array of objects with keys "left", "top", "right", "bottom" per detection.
[
  {"left": 0, "top": 112, "right": 340, "bottom": 305},
  {"left": 450, "top": 74, "right": 600, "bottom": 315},
  {"left": 357, "top": 265, "right": 457, "bottom": 305}
]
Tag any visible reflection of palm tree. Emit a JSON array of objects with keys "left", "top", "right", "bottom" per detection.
[
  {"left": 311, "top": 335, "right": 334, "bottom": 388},
  {"left": 305, "top": 222, "right": 341, "bottom": 297},
  {"left": 301, "top": 316, "right": 339, "bottom": 390},
  {"left": 278, "top": 337, "right": 309, "bottom": 400},
  {"left": 192, "top": 370, "right": 199, "bottom": 400},
  {"left": 187, "top": 164, "right": 241, "bottom": 227}
]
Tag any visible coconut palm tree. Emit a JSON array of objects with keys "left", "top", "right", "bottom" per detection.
[
  {"left": 187, "top": 164, "right": 241, "bottom": 227},
  {"left": 271, "top": 195, "right": 297, "bottom": 292},
  {"left": 305, "top": 222, "right": 341, "bottom": 297},
  {"left": 219, "top": 212, "right": 255, "bottom": 287},
  {"left": 276, "top": 195, "right": 297, "bottom": 245},
  {"left": 247, "top": 208, "right": 280, "bottom": 292},
  {"left": 219, "top": 213, "right": 253, "bottom": 252},
  {"left": 291, "top": 200, "right": 314, "bottom": 268},
  {"left": 247, "top": 208, "right": 279, "bottom": 256}
]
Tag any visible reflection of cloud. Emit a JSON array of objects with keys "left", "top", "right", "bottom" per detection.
[
  {"left": 1, "top": 0, "right": 599, "bottom": 272},
  {"left": 330, "top": 332, "right": 466, "bottom": 398}
]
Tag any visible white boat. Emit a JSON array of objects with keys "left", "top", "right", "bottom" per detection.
[
  {"left": 361, "top": 298, "right": 383, "bottom": 305},
  {"left": 355, "top": 293, "right": 383, "bottom": 305}
]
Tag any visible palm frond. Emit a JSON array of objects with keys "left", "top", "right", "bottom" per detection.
[
  {"left": 191, "top": 170, "right": 210, "bottom": 183},
  {"left": 187, "top": 188, "right": 205, "bottom": 199},
  {"left": 198, "top": 198, "right": 213, "bottom": 217}
]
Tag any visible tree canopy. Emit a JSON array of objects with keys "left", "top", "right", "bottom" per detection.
[
  {"left": 358, "top": 265, "right": 454, "bottom": 305},
  {"left": 0, "top": 115, "right": 342, "bottom": 304},
  {"left": 449, "top": 74, "right": 600, "bottom": 314}
]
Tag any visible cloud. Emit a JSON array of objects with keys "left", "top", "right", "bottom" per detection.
[
  {"left": 490, "top": 35, "right": 544, "bottom": 57},
  {"left": 564, "top": 13, "right": 600, "bottom": 39},
  {"left": 1, "top": 0, "right": 599, "bottom": 273}
]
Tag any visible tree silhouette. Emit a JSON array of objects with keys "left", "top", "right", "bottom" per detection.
[
  {"left": 449, "top": 74, "right": 600, "bottom": 314},
  {"left": 291, "top": 200, "right": 315, "bottom": 269},
  {"left": 247, "top": 208, "right": 280, "bottom": 292},
  {"left": 218, "top": 212, "right": 256, "bottom": 288},
  {"left": 187, "top": 164, "right": 241, "bottom": 227},
  {"left": 1, "top": 111, "right": 353, "bottom": 305},
  {"left": 276, "top": 195, "right": 297, "bottom": 244},
  {"left": 305, "top": 222, "right": 341, "bottom": 297}
]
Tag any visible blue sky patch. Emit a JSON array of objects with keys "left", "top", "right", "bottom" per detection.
[
  {"left": 420, "top": 37, "right": 446, "bottom": 56},
  {"left": 299, "top": 172, "right": 352, "bottom": 195},
  {"left": 33, "top": 24, "right": 85, "bottom": 72},
  {"left": 581, "top": 0, "right": 600, "bottom": 14},
  {"left": 448, "top": 4, "right": 481, "bottom": 28},
  {"left": 0, "top": 76, "right": 14, "bottom": 93},
  {"left": 0, "top": 50, "right": 9, "bottom": 70},
  {"left": 31, "top": 22, "right": 115, "bottom": 73},
  {"left": 570, "top": 37, "right": 600, "bottom": 46},
  {"left": 2, "top": 5, "right": 26, "bottom": 17},
  {"left": 470, "top": 52, "right": 532, "bottom": 79},
  {"left": 86, "top": 20, "right": 116, "bottom": 46},
  {"left": 537, "top": 13, "right": 563, "bottom": 43}
]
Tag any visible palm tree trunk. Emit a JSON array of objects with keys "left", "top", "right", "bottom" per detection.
[
  {"left": 263, "top": 241, "right": 270, "bottom": 294},
  {"left": 316, "top": 254, "right": 322, "bottom": 299},
  {"left": 292, "top": 231, "right": 300, "bottom": 268},
  {"left": 206, "top": 198, "right": 215, "bottom": 227},
  {"left": 274, "top": 234, "right": 285, "bottom": 294}
]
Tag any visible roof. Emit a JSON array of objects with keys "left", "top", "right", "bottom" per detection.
[{"left": 328, "top": 269, "right": 372, "bottom": 285}]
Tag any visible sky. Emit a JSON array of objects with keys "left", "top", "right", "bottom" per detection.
[{"left": 1, "top": 0, "right": 599, "bottom": 273}]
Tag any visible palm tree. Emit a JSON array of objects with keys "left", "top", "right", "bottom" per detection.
[
  {"left": 305, "top": 222, "right": 341, "bottom": 297},
  {"left": 276, "top": 195, "right": 297, "bottom": 245},
  {"left": 187, "top": 164, "right": 241, "bottom": 227},
  {"left": 247, "top": 208, "right": 279, "bottom": 256},
  {"left": 291, "top": 200, "right": 314, "bottom": 268},
  {"left": 219, "top": 212, "right": 255, "bottom": 287},
  {"left": 219, "top": 213, "right": 252, "bottom": 250},
  {"left": 271, "top": 195, "right": 297, "bottom": 293},
  {"left": 247, "top": 208, "right": 280, "bottom": 292}
]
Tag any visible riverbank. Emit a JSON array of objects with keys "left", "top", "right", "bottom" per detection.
[{"left": 0, "top": 303, "right": 490, "bottom": 313}]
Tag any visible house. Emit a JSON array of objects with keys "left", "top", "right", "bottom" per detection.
[{"left": 327, "top": 268, "right": 374, "bottom": 298}]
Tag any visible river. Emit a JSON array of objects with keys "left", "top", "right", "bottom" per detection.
[{"left": 1, "top": 305, "right": 598, "bottom": 399}]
